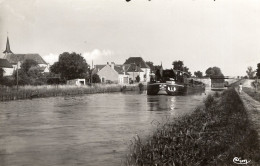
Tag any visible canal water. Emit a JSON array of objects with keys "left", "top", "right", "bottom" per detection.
[{"left": 0, "top": 91, "right": 207, "bottom": 166}]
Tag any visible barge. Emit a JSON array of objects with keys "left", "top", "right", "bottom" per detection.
[{"left": 147, "top": 69, "right": 205, "bottom": 96}]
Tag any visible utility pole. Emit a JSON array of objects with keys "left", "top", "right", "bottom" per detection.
[
  {"left": 90, "top": 60, "right": 93, "bottom": 84},
  {"left": 255, "top": 70, "right": 258, "bottom": 93},
  {"left": 256, "top": 76, "right": 258, "bottom": 92},
  {"left": 16, "top": 61, "right": 19, "bottom": 91}
]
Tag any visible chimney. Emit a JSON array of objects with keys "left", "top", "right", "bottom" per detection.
[
  {"left": 107, "top": 62, "right": 109, "bottom": 65},
  {"left": 123, "top": 65, "right": 125, "bottom": 75},
  {"left": 111, "top": 62, "right": 115, "bottom": 69}
]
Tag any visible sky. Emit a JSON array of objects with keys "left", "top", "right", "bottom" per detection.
[{"left": 0, "top": 0, "right": 260, "bottom": 76}]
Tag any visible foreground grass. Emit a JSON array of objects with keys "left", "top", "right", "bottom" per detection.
[
  {"left": 0, "top": 84, "right": 139, "bottom": 101},
  {"left": 124, "top": 89, "right": 260, "bottom": 166}
]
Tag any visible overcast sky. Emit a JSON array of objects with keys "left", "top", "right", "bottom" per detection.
[{"left": 1, "top": 0, "right": 260, "bottom": 76}]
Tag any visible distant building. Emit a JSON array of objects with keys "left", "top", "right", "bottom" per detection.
[
  {"left": 67, "top": 78, "right": 86, "bottom": 86},
  {"left": 123, "top": 63, "right": 143, "bottom": 83},
  {"left": 123, "top": 57, "right": 150, "bottom": 82},
  {"left": 2, "top": 37, "right": 49, "bottom": 76},
  {"left": 93, "top": 62, "right": 129, "bottom": 84}
]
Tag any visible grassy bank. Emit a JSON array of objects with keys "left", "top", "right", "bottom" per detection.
[
  {"left": 124, "top": 89, "right": 260, "bottom": 166},
  {"left": 0, "top": 84, "right": 143, "bottom": 101},
  {"left": 243, "top": 87, "right": 260, "bottom": 102},
  {"left": 242, "top": 80, "right": 260, "bottom": 102}
]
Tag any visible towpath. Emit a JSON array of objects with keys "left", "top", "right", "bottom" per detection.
[{"left": 238, "top": 79, "right": 260, "bottom": 144}]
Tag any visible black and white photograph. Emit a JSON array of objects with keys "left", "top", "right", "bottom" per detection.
[{"left": 0, "top": 0, "right": 260, "bottom": 165}]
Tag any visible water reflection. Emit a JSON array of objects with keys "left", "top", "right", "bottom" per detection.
[{"left": 0, "top": 91, "right": 206, "bottom": 166}]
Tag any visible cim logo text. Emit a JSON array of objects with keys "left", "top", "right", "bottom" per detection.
[{"left": 233, "top": 157, "right": 251, "bottom": 165}]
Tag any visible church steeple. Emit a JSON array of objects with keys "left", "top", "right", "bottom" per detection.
[{"left": 3, "top": 37, "right": 13, "bottom": 54}]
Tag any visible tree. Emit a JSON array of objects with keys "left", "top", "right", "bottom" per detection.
[
  {"left": 21, "top": 59, "right": 38, "bottom": 73},
  {"left": 172, "top": 60, "right": 191, "bottom": 81},
  {"left": 13, "top": 69, "right": 31, "bottom": 85},
  {"left": 183, "top": 66, "right": 191, "bottom": 76},
  {"left": 155, "top": 69, "right": 162, "bottom": 81},
  {"left": 205, "top": 67, "right": 223, "bottom": 77},
  {"left": 13, "top": 59, "right": 42, "bottom": 85},
  {"left": 194, "top": 71, "right": 203, "bottom": 78},
  {"left": 146, "top": 61, "right": 154, "bottom": 72},
  {"left": 50, "top": 52, "right": 90, "bottom": 81},
  {"left": 256, "top": 63, "right": 260, "bottom": 78},
  {"left": 246, "top": 66, "right": 255, "bottom": 79},
  {"left": 92, "top": 74, "right": 101, "bottom": 83},
  {"left": 172, "top": 60, "right": 184, "bottom": 70},
  {"left": 0, "top": 68, "right": 4, "bottom": 80}
]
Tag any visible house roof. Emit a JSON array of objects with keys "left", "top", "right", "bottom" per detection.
[
  {"left": 92, "top": 65, "right": 106, "bottom": 75},
  {"left": 114, "top": 66, "right": 124, "bottom": 74},
  {"left": 124, "top": 63, "right": 143, "bottom": 72},
  {"left": 0, "top": 58, "right": 13, "bottom": 68},
  {"left": 95, "top": 65, "right": 106, "bottom": 70},
  {"left": 114, "top": 65, "right": 130, "bottom": 75},
  {"left": 124, "top": 57, "right": 150, "bottom": 68},
  {"left": 93, "top": 64, "right": 129, "bottom": 75},
  {"left": 3, "top": 37, "right": 13, "bottom": 54},
  {"left": 5, "top": 54, "right": 47, "bottom": 65}
]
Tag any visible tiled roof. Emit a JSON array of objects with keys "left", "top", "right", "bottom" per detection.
[
  {"left": 114, "top": 66, "right": 125, "bottom": 74},
  {"left": 5, "top": 54, "right": 47, "bottom": 65},
  {"left": 93, "top": 64, "right": 129, "bottom": 75},
  {"left": 95, "top": 65, "right": 106, "bottom": 70},
  {"left": 0, "top": 58, "right": 13, "bottom": 68},
  {"left": 125, "top": 63, "right": 143, "bottom": 72},
  {"left": 124, "top": 57, "right": 150, "bottom": 68},
  {"left": 92, "top": 65, "right": 106, "bottom": 75}
]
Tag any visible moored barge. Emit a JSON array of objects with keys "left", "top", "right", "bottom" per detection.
[{"left": 147, "top": 69, "right": 205, "bottom": 96}]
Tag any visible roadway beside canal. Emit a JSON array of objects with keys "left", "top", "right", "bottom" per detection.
[{"left": 239, "top": 79, "right": 260, "bottom": 146}]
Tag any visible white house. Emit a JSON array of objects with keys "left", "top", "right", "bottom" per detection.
[
  {"left": 93, "top": 62, "right": 129, "bottom": 84},
  {"left": 123, "top": 57, "right": 150, "bottom": 83}
]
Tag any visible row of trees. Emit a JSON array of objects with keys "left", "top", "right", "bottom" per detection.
[
  {"left": 245, "top": 64, "right": 260, "bottom": 79},
  {"left": 147, "top": 60, "right": 224, "bottom": 79}
]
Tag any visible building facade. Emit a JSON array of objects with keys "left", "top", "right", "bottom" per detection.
[
  {"left": 123, "top": 57, "right": 150, "bottom": 83},
  {"left": 93, "top": 62, "right": 129, "bottom": 84},
  {"left": 2, "top": 37, "right": 49, "bottom": 76}
]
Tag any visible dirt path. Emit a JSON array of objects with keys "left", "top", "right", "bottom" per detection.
[{"left": 239, "top": 80, "right": 260, "bottom": 144}]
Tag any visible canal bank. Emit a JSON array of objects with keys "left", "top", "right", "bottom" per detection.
[
  {"left": 0, "top": 83, "right": 146, "bottom": 101},
  {"left": 124, "top": 88, "right": 260, "bottom": 166},
  {"left": 238, "top": 79, "right": 260, "bottom": 147}
]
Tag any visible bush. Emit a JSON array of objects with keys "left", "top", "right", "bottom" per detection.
[
  {"left": 0, "top": 77, "right": 15, "bottom": 86},
  {"left": 138, "top": 83, "right": 144, "bottom": 91},
  {"left": 204, "top": 94, "right": 215, "bottom": 109}
]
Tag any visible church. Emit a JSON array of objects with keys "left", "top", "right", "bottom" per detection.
[{"left": 2, "top": 37, "right": 49, "bottom": 76}]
